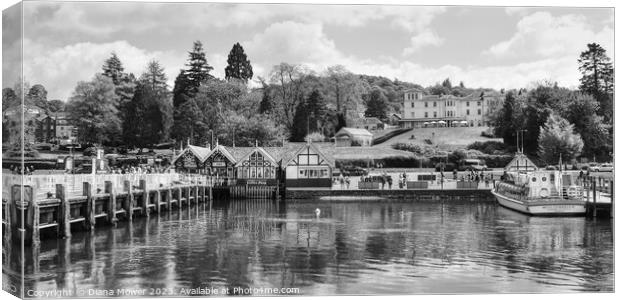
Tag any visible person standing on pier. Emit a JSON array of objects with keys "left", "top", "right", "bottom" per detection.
[
  {"left": 345, "top": 176, "right": 350, "bottom": 189},
  {"left": 387, "top": 175, "right": 393, "bottom": 189},
  {"left": 453, "top": 169, "right": 458, "bottom": 180}
]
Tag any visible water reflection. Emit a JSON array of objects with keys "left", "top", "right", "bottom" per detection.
[{"left": 3, "top": 199, "right": 613, "bottom": 296}]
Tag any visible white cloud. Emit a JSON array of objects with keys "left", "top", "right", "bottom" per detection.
[
  {"left": 242, "top": 20, "right": 582, "bottom": 91},
  {"left": 402, "top": 32, "right": 444, "bottom": 55},
  {"left": 485, "top": 11, "right": 614, "bottom": 60},
  {"left": 22, "top": 40, "right": 185, "bottom": 100}
]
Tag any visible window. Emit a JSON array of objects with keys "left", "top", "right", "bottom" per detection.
[
  {"left": 411, "top": 102, "right": 414, "bottom": 108},
  {"left": 433, "top": 112, "right": 437, "bottom": 118},
  {"left": 411, "top": 112, "right": 415, "bottom": 118},
  {"left": 424, "top": 102, "right": 428, "bottom": 108},
  {"left": 466, "top": 101, "right": 470, "bottom": 107},
  {"left": 424, "top": 112, "right": 428, "bottom": 118},
  {"left": 433, "top": 101, "right": 437, "bottom": 107},
  {"left": 477, "top": 109, "right": 481, "bottom": 115},
  {"left": 477, "top": 101, "right": 481, "bottom": 106},
  {"left": 466, "top": 109, "right": 470, "bottom": 115}
]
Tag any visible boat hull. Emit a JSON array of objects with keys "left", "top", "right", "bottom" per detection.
[{"left": 492, "top": 190, "right": 586, "bottom": 216}]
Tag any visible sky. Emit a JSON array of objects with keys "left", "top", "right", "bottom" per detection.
[{"left": 1, "top": 0, "right": 615, "bottom": 101}]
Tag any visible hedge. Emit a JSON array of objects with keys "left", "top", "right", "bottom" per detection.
[{"left": 372, "top": 128, "right": 412, "bottom": 145}]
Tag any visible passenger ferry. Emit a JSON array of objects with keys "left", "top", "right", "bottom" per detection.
[{"left": 491, "top": 154, "right": 586, "bottom": 216}]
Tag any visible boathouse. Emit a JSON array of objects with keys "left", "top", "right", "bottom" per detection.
[
  {"left": 172, "top": 145, "right": 210, "bottom": 173},
  {"left": 282, "top": 143, "right": 334, "bottom": 188},
  {"left": 204, "top": 144, "right": 237, "bottom": 178},
  {"left": 233, "top": 146, "right": 279, "bottom": 185}
]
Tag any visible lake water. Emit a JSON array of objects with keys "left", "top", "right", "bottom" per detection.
[{"left": 2, "top": 199, "right": 614, "bottom": 297}]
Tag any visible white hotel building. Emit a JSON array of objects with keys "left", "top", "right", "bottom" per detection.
[{"left": 399, "top": 88, "right": 504, "bottom": 128}]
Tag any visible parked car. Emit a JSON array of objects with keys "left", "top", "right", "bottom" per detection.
[
  {"left": 435, "top": 162, "right": 456, "bottom": 172},
  {"left": 457, "top": 159, "right": 488, "bottom": 171},
  {"left": 545, "top": 165, "right": 558, "bottom": 170},
  {"left": 341, "top": 166, "right": 369, "bottom": 176},
  {"left": 589, "top": 163, "right": 613, "bottom": 172}
]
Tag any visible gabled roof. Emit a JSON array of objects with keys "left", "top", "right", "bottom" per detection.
[
  {"left": 206, "top": 144, "right": 237, "bottom": 163},
  {"left": 505, "top": 153, "right": 538, "bottom": 172},
  {"left": 281, "top": 142, "right": 335, "bottom": 168},
  {"left": 171, "top": 144, "right": 210, "bottom": 164},
  {"left": 362, "top": 117, "right": 383, "bottom": 124},
  {"left": 234, "top": 147, "right": 277, "bottom": 167},
  {"left": 334, "top": 127, "right": 373, "bottom": 137}
]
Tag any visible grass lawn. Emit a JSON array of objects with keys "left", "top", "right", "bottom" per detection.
[
  {"left": 333, "top": 146, "right": 416, "bottom": 160},
  {"left": 374, "top": 126, "right": 502, "bottom": 151}
]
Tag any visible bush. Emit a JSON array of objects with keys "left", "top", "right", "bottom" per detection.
[
  {"left": 83, "top": 147, "right": 98, "bottom": 157},
  {"left": 467, "top": 141, "right": 508, "bottom": 155}
]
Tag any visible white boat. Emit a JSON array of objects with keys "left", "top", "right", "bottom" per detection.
[{"left": 492, "top": 154, "right": 586, "bottom": 216}]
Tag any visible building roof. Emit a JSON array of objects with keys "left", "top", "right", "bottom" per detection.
[
  {"left": 403, "top": 87, "right": 425, "bottom": 93},
  {"left": 334, "top": 127, "right": 373, "bottom": 137},
  {"left": 281, "top": 142, "right": 335, "bottom": 168},
  {"left": 233, "top": 147, "right": 277, "bottom": 167},
  {"left": 361, "top": 117, "right": 383, "bottom": 124},
  {"left": 391, "top": 113, "right": 402, "bottom": 120},
  {"left": 171, "top": 144, "right": 211, "bottom": 164}
]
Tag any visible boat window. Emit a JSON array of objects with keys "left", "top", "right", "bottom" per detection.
[
  {"left": 531, "top": 177, "right": 537, "bottom": 182},
  {"left": 542, "top": 177, "right": 547, "bottom": 182}
]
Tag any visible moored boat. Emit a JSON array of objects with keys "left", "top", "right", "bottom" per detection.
[{"left": 492, "top": 153, "right": 586, "bottom": 216}]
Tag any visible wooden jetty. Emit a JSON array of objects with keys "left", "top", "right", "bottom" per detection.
[
  {"left": 583, "top": 175, "right": 614, "bottom": 218},
  {"left": 2, "top": 173, "right": 280, "bottom": 246}
]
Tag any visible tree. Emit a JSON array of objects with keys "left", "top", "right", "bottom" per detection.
[
  {"left": 578, "top": 43, "right": 614, "bottom": 95},
  {"left": 578, "top": 43, "right": 614, "bottom": 121},
  {"left": 290, "top": 101, "right": 308, "bottom": 142},
  {"left": 364, "top": 87, "right": 389, "bottom": 119},
  {"left": 102, "top": 52, "right": 125, "bottom": 85},
  {"left": 224, "top": 42, "right": 253, "bottom": 82},
  {"left": 269, "top": 63, "right": 311, "bottom": 131},
  {"left": 442, "top": 78, "right": 452, "bottom": 89},
  {"left": 258, "top": 84, "right": 274, "bottom": 114},
  {"left": 101, "top": 52, "right": 137, "bottom": 144},
  {"left": 2, "top": 88, "right": 18, "bottom": 110},
  {"left": 172, "top": 41, "right": 214, "bottom": 142},
  {"left": 66, "top": 75, "right": 121, "bottom": 145},
  {"left": 140, "top": 60, "right": 168, "bottom": 91},
  {"left": 219, "top": 112, "right": 285, "bottom": 147},
  {"left": 47, "top": 100, "right": 65, "bottom": 112},
  {"left": 123, "top": 60, "right": 173, "bottom": 149},
  {"left": 185, "top": 40, "right": 214, "bottom": 89},
  {"left": 26, "top": 84, "right": 48, "bottom": 110},
  {"left": 562, "top": 93, "right": 612, "bottom": 161},
  {"left": 537, "top": 114, "right": 583, "bottom": 165},
  {"left": 305, "top": 89, "right": 327, "bottom": 134}
]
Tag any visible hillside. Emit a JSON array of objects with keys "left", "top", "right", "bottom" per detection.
[{"left": 374, "top": 126, "right": 502, "bottom": 151}]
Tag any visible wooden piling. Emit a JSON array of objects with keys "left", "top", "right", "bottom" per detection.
[
  {"left": 105, "top": 181, "right": 118, "bottom": 225},
  {"left": 592, "top": 178, "right": 597, "bottom": 218},
  {"left": 124, "top": 181, "right": 133, "bottom": 221},
  {"left": 140, "top": 180, "right": 149, "bottom": 217},
  {"left": 83, "top": 182, "right": 94, "bottom": 231},
  {"left": 155, "top": 190, "right": 161, "bottom": 214},
  {"left": 31, "top": 199, "right": 40, "bottom": 245},
  {"left": 56, "top": 184, "right": 71, "bottom": 238}
]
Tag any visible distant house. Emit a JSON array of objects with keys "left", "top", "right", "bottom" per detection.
[
  {"left": 54, "top": 112, "right": 78, "bottom": 142},
  {"left": 334, "top": 127, "right": 373, "bottom": 147},
  {"left": 388, "top": 113, "right": 402, "bottom": 125},
  {"left": 354, "top": 117, "right": 384, "bottom": 131}
]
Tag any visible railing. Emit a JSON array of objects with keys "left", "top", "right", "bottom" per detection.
[{"left": 2, "top": 173, "right": 183, "bottom": 199}]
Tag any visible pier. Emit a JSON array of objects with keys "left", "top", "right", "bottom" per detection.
[{"left": 1, "top": 173, "right": 279, "bottom": 246}]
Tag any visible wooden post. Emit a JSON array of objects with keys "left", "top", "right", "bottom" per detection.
[
  {"left": 194, "top": 186, "right": 199, "bottom": 205},
  {"left": 140, "top": 180, "right": 149, "bottom": 217},
  {"left": 31, "top": 198, "right": 40, "bottom": 246},
  {"left": 104, "top": 181, "right": 118, "bottom": 225},
  {"left": 592, "top": 178, "right": 597, "bottom": 218},
  {"left": 83, "top": 182, "right": 94, "bottom": 231},
  {"left": 166, "top": 188, "right": 172, "bottom": 211},
  {"left": 611, "top": 179, "right": 614, "bottom": 219},
  {"left": 155, "top": 190, "right": 161, "bottom": 214},
  {"left": 56, "top": 184, "right": 71, "bottom": 238},
  {"left": 124, "top": 181, "right": 133, "bottom": 221}
]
